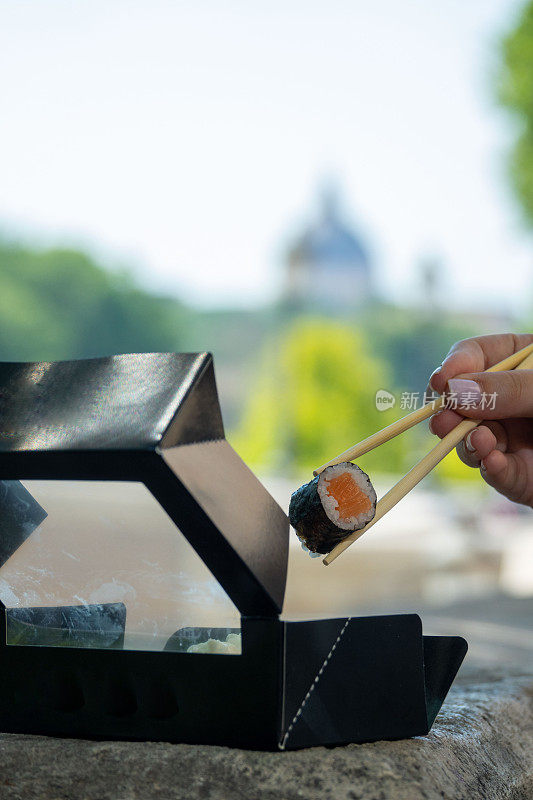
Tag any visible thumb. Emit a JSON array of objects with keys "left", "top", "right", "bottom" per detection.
[{"left": 446, "top": 370, "right": 533, "bottom": 419}]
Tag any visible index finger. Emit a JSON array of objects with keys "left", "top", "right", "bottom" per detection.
[{"left": 430, "top": 333, "right": 533, "bottom": 395}]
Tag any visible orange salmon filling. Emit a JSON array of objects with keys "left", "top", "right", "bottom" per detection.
[{"left": 324, "top": 471, "right": 372, "bottom": 521}]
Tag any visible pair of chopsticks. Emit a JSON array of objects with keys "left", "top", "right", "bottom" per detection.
[{"left": 320, "top": 342, "right": 533, "bottom": 566}]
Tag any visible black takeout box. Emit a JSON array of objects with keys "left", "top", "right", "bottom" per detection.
[{"left": 0, "top": 353, "right": 467, "bottom": 749}]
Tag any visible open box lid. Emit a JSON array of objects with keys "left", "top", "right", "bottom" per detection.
[{"left": 0, "top": 353, "right": 289, "bottom": 617}]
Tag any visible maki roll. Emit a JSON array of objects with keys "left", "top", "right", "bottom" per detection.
[{"left": 289, "top": 462, "right": 377, "bottom": 555}]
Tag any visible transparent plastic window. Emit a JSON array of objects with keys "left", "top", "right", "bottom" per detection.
[{"left": 0, "top": 480, "right": 241, "bottom": 654}]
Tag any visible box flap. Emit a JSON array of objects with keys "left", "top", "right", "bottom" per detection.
[{"left": 0, "top": 352, "right": 222, "bottom": 452}]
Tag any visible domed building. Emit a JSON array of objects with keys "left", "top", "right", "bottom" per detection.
[{"left": 284, "top": 185, "right": 373, "bottom": 312}]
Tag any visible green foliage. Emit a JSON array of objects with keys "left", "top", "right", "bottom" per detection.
[
  {"left": 232, "top": 313, "right": 480, "bottom": 485},
  {"left": 0, "top": 241, "right": 189, "bottom": 361},
  {"left": 498, "top": 0, "right": 533, "bottom": 224},
  {"left": 433, "top": 446, "right": 480, "bottom": 484},
  {"left": 354, "top": 302, "right": 476, "bottom": 396},
  {"left": 411, "top": 420, "right": 479, "bottom": 484},
  {"left": 231, "top": 317, "right": 407, "bottom": 475},
  {"left": 0, "top": 239, "right": 482, "bottom": 487}
]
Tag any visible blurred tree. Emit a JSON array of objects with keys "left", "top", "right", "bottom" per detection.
[
  {"left": 355, "top": 302, "right": 476, "bottom": 397},
  {"left": 231, "top": 317, "right": 406, "bottom": 475},
  {"left": 433, "top": 445, "right": 481, "bottom": 484},
  {"left": 231, "top": 313, "right": 480, "bottom": 485},
  {"left": 498, "top": 0, "right": 533, "bottom": 223},
  {"left": 0, "top": 242, "right": 189, "bottom": 361}
]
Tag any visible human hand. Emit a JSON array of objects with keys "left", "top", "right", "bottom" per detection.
[{"left": 427, "top": 333, "right": 533, "bottom": 507}]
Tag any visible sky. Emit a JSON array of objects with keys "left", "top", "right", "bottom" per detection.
[{"left": 1, "top": 0, "right": 532, "bottom": 313}]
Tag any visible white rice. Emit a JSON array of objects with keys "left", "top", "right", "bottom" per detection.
[
  {"left": 187, "top": 632, "right": 242, "bottom": 655},
  {"left": 317, "top": 462, "right": 377, "bottom": 531}
]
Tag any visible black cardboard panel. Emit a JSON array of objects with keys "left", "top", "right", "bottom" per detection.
[
  {"left": 423, "top": 635, "right": 468, "bottom": 727},
  {"left": 0, "top": 353, "right": 219, "bottom": 452},
  {"left": 0, "top": 480, "right": 47, "bottom": 566},
  {"left": 282, "top": 615, "right": 429, "bottom": 749},
  {"left": 282, "top": 616, "right": 349, "bottom": 733},
  {"left": 0, "top": 613, "right": 282, "bottom": 750},
  {"left": 160, "top": 358, "right": 224, "bottom": 447},
  {"left": 161, "top": 442, "right": 289, "bottom": 615}
]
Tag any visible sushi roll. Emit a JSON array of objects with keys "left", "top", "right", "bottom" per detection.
[{"left": 289, "top": 462, "right": 377, "bottom": 555}]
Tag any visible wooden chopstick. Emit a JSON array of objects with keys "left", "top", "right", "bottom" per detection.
[
  {"left": 313, "top": 341, "right": 533, "bottom": 476},
  {"left": 322, "top": 348, "right": 533, "bottom": 565}
]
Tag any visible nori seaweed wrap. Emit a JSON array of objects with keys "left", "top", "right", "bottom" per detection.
[{"left": 289, "top": 462, "right": 377, "bottom": 555}]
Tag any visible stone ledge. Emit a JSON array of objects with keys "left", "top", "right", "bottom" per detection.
[{"left": 0, "top": 672, "right": 531, "bottom": 800}]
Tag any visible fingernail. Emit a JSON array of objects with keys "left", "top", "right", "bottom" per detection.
[
  {"left": 428, "top": 367, "right": 442, "bottom": 390},
  {"left": 480, "top": 459, "right": 487, "bottom": 473},
  {"left": 428, "top": 416, "right": 435, "bottom": 434},
  {"left": 465, "top": 431, "right": 477, "bottom": 452},
  {"left": 447, "top": 378, "right": 482, "bottom": 408}
]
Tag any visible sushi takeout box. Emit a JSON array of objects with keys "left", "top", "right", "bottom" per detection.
[{"left": 0, "top": 353, "right": 467, "bottom": 750}]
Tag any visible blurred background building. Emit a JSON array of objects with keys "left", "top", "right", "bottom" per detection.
[{"left": 284, "top": 184, "right": 373, "bottom": 312}]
